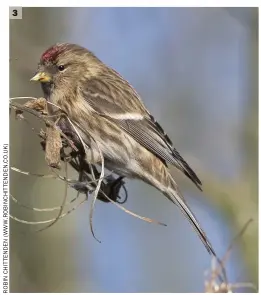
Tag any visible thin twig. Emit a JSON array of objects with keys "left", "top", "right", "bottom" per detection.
[
  {"left": 66, "top": 116, "right": 89, "bottom": 155},
  {"left": 10, "top": 193, "right": 82, "bottom": 212},
  {"left": 212, "top": 218, "right": 253, "bottom": 284},
  {"left": 205, "top": 218, "right": 255, "bottom": 292},
  {"left": 222, "top": 218, "right": 253, "bottom": 269},
  {"left": 12, "top": 163, "right": 113, "bottom": 188},
  {"left": 10, "top": 96, "right": 38, "bottom": 101},
  {"left": 10, "top": 97, "right": 162, "bottom": 233},
  {"left": 10, "top": 99, "right": 78, "bottom": 152},
  {"left": 65, "top": 115, "right": 103, "bottom": 242},
  {"left": 89, "top": 140, "right": 104, "bottom": 243},
  {"left": 36, "top": 161, "right": 69, "bottom": 232},
  {"left": 99, "top": 189, "right": 167, "bottom": 226},
  {"left": 10, "top": 197, "right": 87, "bottom": 225},
  {"left": 11, "top": 166, "right": 72, "bottom": 182}
]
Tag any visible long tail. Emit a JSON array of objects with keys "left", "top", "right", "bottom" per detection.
[
  {"left": 143, "top": 159, "right": 216, "bottom": 257},
  {"left": 164, "top": 184, "right": 216, "bottom": 257}
]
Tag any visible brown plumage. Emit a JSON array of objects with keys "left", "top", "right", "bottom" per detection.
[{"left": 31, "top": 43, "right": 216, "bottom": 256}]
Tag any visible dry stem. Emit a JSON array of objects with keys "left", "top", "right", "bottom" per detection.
[{"left": 10, "top": 97, "right": 165, "bottom": 237}]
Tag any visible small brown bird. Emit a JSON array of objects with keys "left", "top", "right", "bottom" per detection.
[{"left": 31, "top": 43, "right": 216, "bottom": 256}]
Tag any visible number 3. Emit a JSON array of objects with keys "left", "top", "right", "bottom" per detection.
[{"left": 12, "top": 9, "right": 18, "bottom": 16}]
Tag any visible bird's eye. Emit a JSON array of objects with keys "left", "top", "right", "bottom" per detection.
[{"left": 58, "top": 65, "right": 65, "bottom": 71}]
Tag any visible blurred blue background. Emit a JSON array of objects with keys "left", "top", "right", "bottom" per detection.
[{"left": 10, "top": 7, "right": 258, "bottom": 292}]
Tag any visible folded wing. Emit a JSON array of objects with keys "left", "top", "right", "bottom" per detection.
[{"left": 82, "top": 77, "right": 202, "bottom": 190}]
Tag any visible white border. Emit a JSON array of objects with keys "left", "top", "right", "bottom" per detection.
[
  {"left": 7, "top": 1, "right": 261, "bottom": 7},
  {"left": 0, "top": 3, "right": 9, "bottom": 294},
  {"left": 2, "top": 2, "right": 260, "bottom": 294}
]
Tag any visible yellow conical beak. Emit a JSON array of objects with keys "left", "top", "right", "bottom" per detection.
[{"left": 30, "top": 72, "right": 51, "bottom": 83}]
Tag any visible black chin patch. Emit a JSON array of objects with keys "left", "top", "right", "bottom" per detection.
[{"left": 41, "top": 82, "right": 53, "bottom": 98}]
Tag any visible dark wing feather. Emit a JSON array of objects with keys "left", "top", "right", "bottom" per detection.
[{"left": 83, "top": 78, "right": 202, "bottom": 190}]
